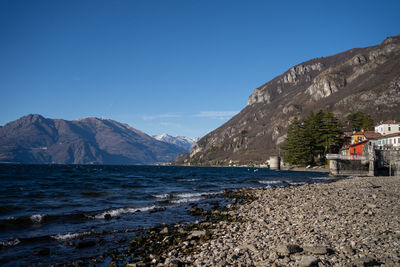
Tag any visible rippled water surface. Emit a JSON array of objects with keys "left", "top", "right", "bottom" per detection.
[{"left": 0, "top": 164, "right": 328, "bottom": 266}]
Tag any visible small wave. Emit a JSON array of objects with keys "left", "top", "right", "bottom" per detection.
[
  {"left": 94, "top": 205, "right": 156, "bottom": 219},
  {"left": 153, "top": 193, "right": 173, "bottom": 199},
  {"left": 175, "top": 191, "right": 221, "bottom": 198},
  {"left": 285, "top": 181, "right": 307, "bottom": 186},
  {"left": 51, "top": 231, "right": 91, "bottom": 241},
  {"left": 258, "top": 180, "right": 281, "bottom": 185},
  {"left": 177, "top": 179, "right": 197, "bottom": 182},
  {"left": 0, "top": 238, "right": 20, "bottom": 248},
  {"left": 30, "top": 214, "right": 45, "bottom": 224},
  {"left": 154, "top": 191, "right": 221, "bottom": 202},
  {"left": 171, "top": 197, "right": 203, "bottom": 204},
  {"left": 311, "top": 177, "right": 331, "bottom": 180},
  {"left": 175, "top": 192, "right": 204, "bottom": 198}
]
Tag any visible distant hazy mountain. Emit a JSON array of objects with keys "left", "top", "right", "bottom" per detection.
[
  {"left": 0, "top": 114, "right": 186, "bottom": 165},
  {"left": 153, "top": 134, "right": 198, "bottom": 152}
]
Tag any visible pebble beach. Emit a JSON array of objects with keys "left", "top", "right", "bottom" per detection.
[{"left": 121, "top": 176, "right": 400, "bottom": 266}]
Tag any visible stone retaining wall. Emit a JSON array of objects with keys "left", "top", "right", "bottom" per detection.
[{"left": 375, "top": 148, "right": 400, "bottom": 176}]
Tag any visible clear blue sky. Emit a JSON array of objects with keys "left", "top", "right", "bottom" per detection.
[{"left": 1, "top": 0, "right": 399, "bottom": 138}]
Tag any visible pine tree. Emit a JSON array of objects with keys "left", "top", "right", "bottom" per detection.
[
  {"left": 283, "top": 112, "right": 343, "bottom": 165},
  {"left": 283, "top": 117, "right": 313, "bottom": 165},
  {"left": 321, "top": 112, "right": 343, "bottom": 154},
  {"left": 347, "top": 112, "right": 374, "bottom": 131},
  {"left": 304, "top": 110, "right": 324, "bottom": 161}
]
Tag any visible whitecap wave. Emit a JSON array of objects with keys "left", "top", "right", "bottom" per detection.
[
  {"left": 285, "top": 181, "right": 307, "bottom": 185},
  {"left": 258, "top": 180, "right": 281, "bottom": 185},
  {"left": 30, "top": 214, "right": 45, "bottom": 223},
  {"left": 175, "top": 191, "right": 221, "bottom": 198},
  {"left": 171, "top": 197, "right": 203, "bottom": 204},
  {"left": 153, "top": 193, "right": 172, "bottom": 199},
  {"left": 94, "top": 205, "right": 156, "bottom": 219},
  {"left": 0, "top": 238, "right": 20, "bottom": 247},
  {"left": 51, "top": 231, "right": 91, "bottom": 240},
  {"left": 177, "top": 178, "right": 197, "bottom": 182}
]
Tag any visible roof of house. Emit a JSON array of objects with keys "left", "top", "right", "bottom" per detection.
[
  {"left": 377, "top": 120, "right": 398, "bottom": 125},
  {"left": 353, "top": 131, "right": 382, "bottom": 139},
  {"left": 349, "top": 140, "right": 368, "bottom": 148},
  {"left": 380, "top": 132, "right": 400, "bottom": 138}
]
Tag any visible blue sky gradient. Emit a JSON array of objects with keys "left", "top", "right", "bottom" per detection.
[{"left": 1, "top": 0, "right": 399, "bottom": 138}]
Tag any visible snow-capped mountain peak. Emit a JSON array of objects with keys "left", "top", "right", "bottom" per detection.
[{"left": 153, "top": 134, "right": 198, "bottom": 152}]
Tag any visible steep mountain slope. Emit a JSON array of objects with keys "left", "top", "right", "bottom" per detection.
[
  {"left": 0, "top": 114, "right": 186, "bottom": 164},
  {"left": 186, "top": 35, "right": 400, "bottom": 165},
  {"left": 153, "top": 134, "right": 198, "bottom": 151}
]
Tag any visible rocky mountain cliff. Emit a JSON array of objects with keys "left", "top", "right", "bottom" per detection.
[
  {"left": 0, "top": 114, "right": 186, "bottom": 164},
  {"left": 185, "top": 35, "right": 400, "bottom": 165}
]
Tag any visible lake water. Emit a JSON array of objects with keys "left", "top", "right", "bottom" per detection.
[{"left": 0, "top": 164, "right": 329, "bottom": 266}]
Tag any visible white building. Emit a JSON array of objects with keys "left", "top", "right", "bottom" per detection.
[
  {"left": 375, "top": 120, "right": 400, "bottom": 136},
  {"left": 376, "top": 132, "right": 400, "bottom": 148}
]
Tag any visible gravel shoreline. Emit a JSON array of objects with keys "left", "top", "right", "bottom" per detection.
[
  {"left": 165, "top": 176, "right": 400, "bottom": 266},
  {"left": 116, "top": 176, "right": 400, "bottom": 267}
]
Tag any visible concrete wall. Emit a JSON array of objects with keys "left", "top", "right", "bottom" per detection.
[
  {"left": 375, "top": 148, "right": 400, "bottom": 176},
  {"left": 329, "top": 147, "right": 400, "bottom": 176},
  {"left": 334, "top": 159, "right": 370, "bottom": 176}
]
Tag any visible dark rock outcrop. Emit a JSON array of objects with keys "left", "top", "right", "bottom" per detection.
[
  {"left": 0, "top": 114, "right": 185, "bottom": 164},
  {"left": 185, "top": 35, "right": 400, "bottom": 165}
]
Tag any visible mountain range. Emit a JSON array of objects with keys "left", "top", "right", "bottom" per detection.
[
  {"left": 182, "top": 34, "right": 400, "bottom": 166},
  {"left": 0, "top": 114, "right": 189, "bottom": 165},
  {"left": 153, "top": 134, "right": 198, "bottom": 151}
]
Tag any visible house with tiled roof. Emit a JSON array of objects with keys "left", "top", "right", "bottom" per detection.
[
  {"left": 340, "top": 130, "right": 382, "bottom": 158},
  {"left": 376, "top": 132, "right": 400, "bottom": 148},
  {"left": 351, "top": 130, "right": 382, "bottom": 144}
]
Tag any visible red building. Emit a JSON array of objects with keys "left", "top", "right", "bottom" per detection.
[{"left": 349, "top": 140, "right": 368, "bottom": 158}]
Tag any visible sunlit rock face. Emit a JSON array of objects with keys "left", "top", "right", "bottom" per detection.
[{"left": 180, "top": 35, "right": 400, "bottom": 166}]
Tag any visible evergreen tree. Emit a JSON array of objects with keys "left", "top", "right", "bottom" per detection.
[
  {"left": 347, "top": 112, "right": 374, "bottom": 131},
  {"left": 283, "top": 111, "right": 343, "bottom": 165},
  {"left": 282, "top": 117, "right": 313, "bottom": 165},
  {"left": 304, "top": 110, "right": 325, "bottom": 161},
  {"left": 321, "top": 112, "right": 343, "bottom": 154}
]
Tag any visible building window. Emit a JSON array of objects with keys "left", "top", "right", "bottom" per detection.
[
  {"left": 389, "top": 139, "right": 392, "bottom": 144},
  {"left": 388, "top": 126, "right": 391, "bottom": 132},
  {"left": 395, "top": 139, "right": 397, "bottom": 144}
]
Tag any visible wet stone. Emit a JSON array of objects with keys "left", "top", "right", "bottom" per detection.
[{"left": 160, "top": 227, "right": 169, "bottom": 234}]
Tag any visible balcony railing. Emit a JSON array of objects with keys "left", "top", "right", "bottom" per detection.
[{"left": 326, "top": 154, "right": 369, "bottom": 161}]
